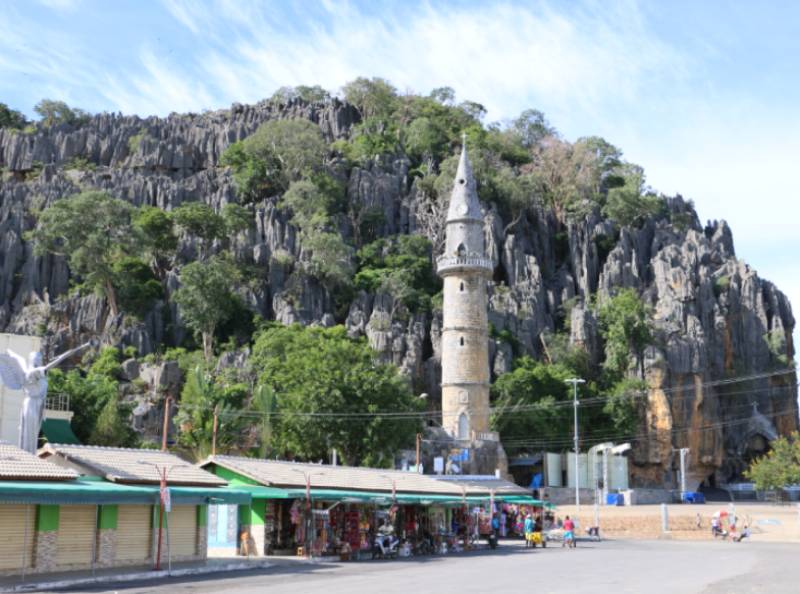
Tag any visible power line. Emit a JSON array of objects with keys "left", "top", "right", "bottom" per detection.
[{"left": 173, "top": 368, "right": 798, "bottom": 422}]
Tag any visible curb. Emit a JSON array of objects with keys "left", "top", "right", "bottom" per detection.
[{"left": 1, "top": 560, "right": 273, "bottom": 593}]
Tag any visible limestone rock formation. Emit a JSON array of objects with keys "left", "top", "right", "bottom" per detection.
[{"left": 0, "top": 98, "right": 796, "bottom": 486}]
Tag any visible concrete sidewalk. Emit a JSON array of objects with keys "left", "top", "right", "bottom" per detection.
[{"left": 0, "top": 556, "right": 292, "bottom": 593}]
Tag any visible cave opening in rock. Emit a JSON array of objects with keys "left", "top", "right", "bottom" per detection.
[
  {"left": 741, "top": 433, "right": 771, "bottom": 470},
  {"left": 493, "top": 262, "right": 508, "bottom": 285}
]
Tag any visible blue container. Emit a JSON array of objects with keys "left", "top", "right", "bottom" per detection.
[
  {"left": 606, "top": 493, "right": 624, "bottom": 506},
  {"left": 681, "top": 492, "right": 706, "bottom": 504}
]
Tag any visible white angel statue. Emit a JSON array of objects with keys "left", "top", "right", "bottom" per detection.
[{"left": 0, "top": 340, "right": 94, "bottom": 452}]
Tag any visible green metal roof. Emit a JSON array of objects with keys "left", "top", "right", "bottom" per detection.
[
  {"left": 40, "top": 418, "right": 80, "bottom": 445},
  {"left": 0, "top": 479, "right": 252, "bottom": 506}
]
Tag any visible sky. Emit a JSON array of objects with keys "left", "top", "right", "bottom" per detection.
[{"left": 2, "top": 0, "right": 799, "bottom": 347}]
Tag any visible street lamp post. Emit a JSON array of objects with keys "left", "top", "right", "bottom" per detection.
[
  {"left": 565, "top": 378, "right": 586, "bottom": 511},
  {"left": 138, "top": 461, "right": 188, "bottom": 571},
  {"left": 290, "top": 469, "right": 326, "bottom": 557}
]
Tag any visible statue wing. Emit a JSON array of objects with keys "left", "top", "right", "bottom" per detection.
[{"left": 0, "top": 354, "right": 26, "bottom": 390}]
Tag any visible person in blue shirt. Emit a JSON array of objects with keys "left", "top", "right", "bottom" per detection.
[{"left": 523, "top": 514, "right": 535, "bottom": 548}]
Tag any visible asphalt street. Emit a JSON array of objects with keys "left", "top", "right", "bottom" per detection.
[{"left": 52, "top": 539, "right": 797, "bottom": 594}]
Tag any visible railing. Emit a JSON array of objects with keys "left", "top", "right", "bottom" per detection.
[
  {"left": 474, "top": 431, "right": 500, "bottom": 442},
  {"left": 45, "top": 393, "right": 70, "bottom": 412},
  {"left": 436, "top": 255, "right": 493, "bottom": 274}
]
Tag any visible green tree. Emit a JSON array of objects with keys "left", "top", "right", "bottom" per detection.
[
  {"left": 221, "top": 203, "right": 253, "bottom": 236},
  {"left": 598, "top": 288, "right": 654, "bottom": 379},
  {"left": 173, "top": 366, "right": 248, "bottom": 459},
  {"left": 111, "top": 257, "right": 163, "bottom": 318},
  {"left": 0, "top": 103, "right": 27, "bottom": 129},
  {"left": 89, "top": 393, "right": 138, "bottom": 446},
  {"left": 304, "top": 232, "right": 355, "bottom": 290},
  {"left": 47, "top": 347, "right": 136, "bottom": 447},
  {"left": 173, "top": 257, "right": 238, "bottom": 359},
  {"left": 33, "top": 191, "right": 137, "bottom": 316},
  {"left": 602, "top": 164, "right": 663, "bottom": 227},
  {"left": 222, "top": 119, "right": 327, "bottom": 202},
  {"left": 33, "top": 99, "right": 89, "bottom": 127},
  {"left": 745, "top": 432, "right": 800, "bottom": 490},
  {"left": 602, "top": 377, "right": 645, "bottom": 434},
  {"left": 251, "top": 324, "right": 422, "bottom": 466},
  {"left": 134, "top": 206, "right": 178, "bottom": 276},
  {"left": 251, "top": 384, "right": 278, "bottom": 458},
  {"left": 342, "top": 77, "right": 399, "bottom": 118},
  {"left": 172, "top": 202, "right": 225, "bottom": 258},
  {"left": 490, "top": 357, "right": 580, "bottom": 444},
  {"left": 511, "top": 108, "right": 554, "bottom": 148},
  {"left": 354, "top": 235, "right": 439, "bottom": 312},
  {"left": 280, "top": 179, "right": 334, "bottom": 233}
]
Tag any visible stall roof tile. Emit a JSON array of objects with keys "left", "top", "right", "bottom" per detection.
[
  {"left": 0, "top": 441, "right": 78, "bottom": 481},
  {"left": 202, "top": 455, "right": 529, "bottom": 496},
  {"left": 38, "top": 444, "right": 226, "bottom": 486}
]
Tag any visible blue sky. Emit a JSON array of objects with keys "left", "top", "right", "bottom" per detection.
[{"left": 2, "top": 0, "right": 799, "bottom": 347}]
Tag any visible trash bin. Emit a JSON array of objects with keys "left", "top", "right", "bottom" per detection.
[{"left": 606, "top": 493, "right": 624, "bottom": 506}]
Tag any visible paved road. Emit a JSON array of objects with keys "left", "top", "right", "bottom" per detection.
[{"left": 54, "top": 539, "right": 797, "bottom": 594}]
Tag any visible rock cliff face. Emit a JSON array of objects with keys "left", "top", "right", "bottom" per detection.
[{"left": 0, "top": 98, "right": 796, "bottom": 487}]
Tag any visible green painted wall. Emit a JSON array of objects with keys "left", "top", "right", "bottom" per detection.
[
  {"left": 98, "top": 505, "right": 118, "bottom": 530},
  {"left": 197, "top": 505, "right": 208, "bottom": 527},
  {"left": 37, "top": 505, "right": 59, "bottom": 532},
  {"left": 238, "top": 504, "right": 251, "bottom": 525},
  {"left": 211, "top": 465, "right": 260, "bottom": 486},
  {"left": 250, "top": 499, "right": 265, "bottom": 526}
]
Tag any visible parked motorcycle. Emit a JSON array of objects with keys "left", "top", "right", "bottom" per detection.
[{"left": 372, "top": 525, "right": 400, "bottom": 559}]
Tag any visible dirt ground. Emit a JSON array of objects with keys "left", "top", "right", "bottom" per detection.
[{"left": 555, "top": 502, "right": 800, "bottom": 542}]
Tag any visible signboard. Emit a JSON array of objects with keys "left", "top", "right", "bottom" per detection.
[
  {"left": 433, "top": 456, "right": 444, "bottom": 474},
  {"left": 161, "top": 486, "right": 171, "bottom": 512}
]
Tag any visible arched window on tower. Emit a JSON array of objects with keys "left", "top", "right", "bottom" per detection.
[
  {"left": 457, "top": 243, "right": 466, "bottom": 258},
  {"left": 460, "top": 281, "right": 464, "bottom": 292},
  {"left": 459, "top": 336, "right": 464, "bottom": 347},
  {"left": 458, "top": 413, "right": 469, "bottom": 439}
]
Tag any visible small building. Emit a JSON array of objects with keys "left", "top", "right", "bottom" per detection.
[
  {"left": 23, "top": 444, "right": 248, "bottom": 573},
  {"left": 199, "top": 455, "right": 535, "bottom": 557}
]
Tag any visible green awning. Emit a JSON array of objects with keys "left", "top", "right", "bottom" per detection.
[
  {"left": 0, "top": 480, "right": 252, "bottom": 506},
  {"left": 40, "top": 418, "right": 80, "bottom": 445},
  {"left": 235, "top": 485, "right": 294, "bottom": 500},
  {"left": 0, "top": 479, "right": 156, "bottom": 505},
  {"left": 168, "top": 486, "right": 251, "bottom": 505}
]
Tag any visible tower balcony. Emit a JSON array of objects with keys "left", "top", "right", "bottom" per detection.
[{"left": 436, "top": 254, "right": 493, "bottom": 276}]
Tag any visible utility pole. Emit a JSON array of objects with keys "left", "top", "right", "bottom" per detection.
[
  {"left": 677, "top": 447, "right": 690, "bottom": 499},
  {"left": 211, "top": 404, "right": 220, "bottom": 457},
  {"left": 161, "top": 395, "right": 173, "bottom": 452},
  {"left": 565, "top": 378, "right": 586, "bottom": 511},
  {"left": 415, "top": 433, "right": 422, "bottom": 473}
]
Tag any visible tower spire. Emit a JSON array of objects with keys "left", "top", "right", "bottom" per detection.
[{"left": 447, "top": 136, "right": 481, "bottom": 223}]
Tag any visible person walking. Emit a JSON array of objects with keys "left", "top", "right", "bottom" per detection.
[
  {"left": 524, "top": 514, "right": 535, "bottom": 549},
  {"left": 562, "top": 515, "right": 575, "bottom": 548}
]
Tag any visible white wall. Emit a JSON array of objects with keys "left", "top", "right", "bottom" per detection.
[{"left": 0, "top": 333, "right": 41, "bottom": 445}]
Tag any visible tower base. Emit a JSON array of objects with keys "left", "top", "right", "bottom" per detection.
[{"left": 420, "top": 426, "right": 510, "bottom": 479}]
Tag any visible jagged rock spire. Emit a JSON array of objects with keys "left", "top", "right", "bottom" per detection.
[{"left": 446, "top": 137, "right": 482, "bottom": 222}]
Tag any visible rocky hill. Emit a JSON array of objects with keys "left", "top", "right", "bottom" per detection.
[{"left": 0, "top": 91, "right": 796, "bottom": 488}]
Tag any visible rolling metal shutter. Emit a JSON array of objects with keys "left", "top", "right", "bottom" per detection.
[
  {"left": 116, "top": 505, "right": 152, "bottom": 563},
  {"left": 168, "top": 506, "right": 197, "bottom": 557},
  {"left": 56, "top": 505, "right": 96, "bottom": 567},
  {"left": 0, "top": 505, "right": 35, "bottom": 571}
]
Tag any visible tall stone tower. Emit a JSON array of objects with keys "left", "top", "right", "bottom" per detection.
[{"left": 436, "top": 142, "right": 494, "bottom": 441}]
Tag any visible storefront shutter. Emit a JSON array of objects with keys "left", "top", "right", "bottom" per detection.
[
  {"left": 116, "top": 505, "right": 153, "bottom": 563},
  {"left": 167, "top": 505, "right": 197, "bottom": 557},
  {"left": 0, "top": 505, "right": 35, "bottom": 571},
  {"left": 56, "top": 505, "right": 96, "bottom": 567}
]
